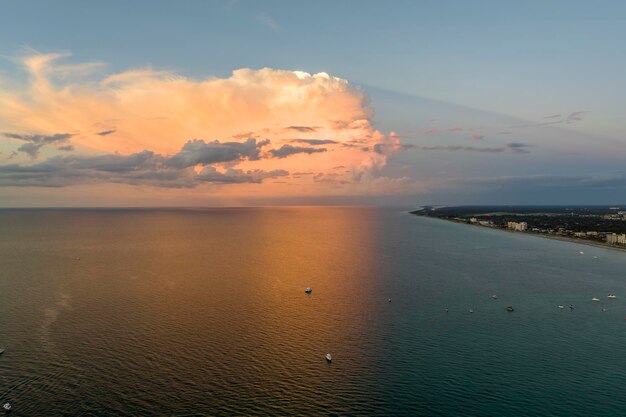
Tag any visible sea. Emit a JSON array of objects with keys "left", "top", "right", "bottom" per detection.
[{"left": 0, "top": 207, "right": 625, "bottom": 416}]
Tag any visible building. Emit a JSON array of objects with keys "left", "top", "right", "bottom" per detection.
[
  {"left": 606, "top": 233, "right": 626, "bottom": 245},
  {"left": 507, "top": 221, "right": 528, "bottom": 232}
]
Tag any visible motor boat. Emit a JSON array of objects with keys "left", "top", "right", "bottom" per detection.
[
  {"left": 469, "top": 309, "right": 474, "bottom": 314},
  {"left": 506, "top": 306, "right": 514, "bottom": 312},
  {"left": 592, "top": 297, "right": 600, "bottom": 302},
  {"left": 2, "top": 403, "right": 10, "bottom": 412},
  {"left": 608, "top": 294, "right": 617, "bottom": 299},
  {"left": 579, "top": 251, "right": 584, "bottom": 255},
  {"left": 305, "top": 287, "right": 312, "bottom": 294},
  {"left": 325, "top": 353, "right": 332, "bottom": 362},
  {"left": 491, "top": 295, "right": 498, "bottom": 300},
  {"left": 558, "top": 305, "right": 564, "bottom": 309}
]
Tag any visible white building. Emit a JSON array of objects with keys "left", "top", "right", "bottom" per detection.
[
  {"left": 507, "top": 221, "right": 528, "bottom": 232},
  {"left": 606, "top": 233, "right": 626, "bottom": 245}
]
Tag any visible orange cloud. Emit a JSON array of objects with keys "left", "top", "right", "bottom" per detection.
[{"left": 0, "top": 52, "right": 406, "bottom": 199}]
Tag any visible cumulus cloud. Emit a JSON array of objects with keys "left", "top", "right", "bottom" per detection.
[
  {"left": 3, "top": 132, "right": 74, "bottom": 158},
  {"left": 0, "top": 52, "right": 409, "bottom": 198},
  {"left": 166, "top": 138, "right": 269, "bottom": 168},
  {"left": 0, "top": 141, "right": 288, "bottom": 188},
  {"left": 268, "top": 145, "right": 327, "bottom": 158},
  {"left": 0, "top": 53, "right": 376, "bottom": 154}
]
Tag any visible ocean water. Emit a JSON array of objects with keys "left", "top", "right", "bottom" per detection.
[{"left": 0, "top": 207, "right": 625, "bottom": 416}]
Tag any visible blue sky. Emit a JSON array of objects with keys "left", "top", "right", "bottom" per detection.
[{"left": 0, "top": 0, "right": 625, "bottom": 206}]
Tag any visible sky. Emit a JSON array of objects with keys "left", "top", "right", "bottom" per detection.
[{"left": 1, "top": 0, "right": 625, "bottom": 206}]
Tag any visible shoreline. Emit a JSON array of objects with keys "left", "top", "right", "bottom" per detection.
[{"left": 413, "top": 213, "right": 626, "bottom": 254}]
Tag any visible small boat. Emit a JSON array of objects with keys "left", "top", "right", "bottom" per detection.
[
  {"left": 469, "top": 309, "right": 474, "bottom": 314},
  {"left": 569, "top": 304, "right": 575, "bottom": 310},
  {"left": 444, "top": 307, "right": 449, "bottom": 313},
  {"left": 387, "top": 298, "right": 391, "bottom": 303},
  {"left": 2, "top": 402, "right": 10, "bottom": 412},
  {"left": 305, "top": 287, "right": 312, "bottom": 294},
  {"left": 608, "top": 294, "right": 617, "bottom": 299},
  {"left": 491, "top": 295, "right": 498, "bottom": 300},
  {"left": 579, "top": 251, "right": 584, "bottom": 255},
  {"left": 602, "top": 308, "right": 608, "bottom": 312},
  {"left": 506, "top": 306, "right": 514, "bottom": 312},
  {"left": 593, "top": 255, "right": 598, "bottom": 259},
  {"left": 558, "top": 305, "right": 564, "bottom": 309},
  {"left": 325, "top": 353, "right": 332, "bottom": 362},
  {"left": 0, "top": 349, "right": 4, "bottom": 355},
  {"left": 592, "top": 297, "right": 600, "bottom": 302}
]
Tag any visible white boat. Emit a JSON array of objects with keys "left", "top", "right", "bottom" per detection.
[
  {"left": 2, "top": 403, "right": 10, "bottom": 411},
  {"left": 388, "top": 298, "right": 391, "bottom": 303},
  {"left": 608, "top": 294, "right": 617, "bottom": 299},
  {"left": 325, "top": 353, "right": 332, "bottom": 362},
  {"left": 305, "top": 287, "right": 312, "bottom": 294},
  {"left": 491, "top": 295, "right": 498, "bottom": 300},
  {"left": 592, "top": 297, "right": 600, "bottom": 302},
  {"left": 469, "top": 309, "right": 474, "bottom": 314},
  {"left": 579, "top": 251, "right": 584, "bottom": 255},
  {"left": 558, "top": 305, "right": 564, "bottom": 309}
]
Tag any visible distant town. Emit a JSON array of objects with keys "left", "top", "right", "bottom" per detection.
[{"left": 411, "top": 206, "right": 626, "bottom": 249}]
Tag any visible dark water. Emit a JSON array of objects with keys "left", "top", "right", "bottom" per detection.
[{"left": 1, "top": 207, "right": 625, "bottom": 416}]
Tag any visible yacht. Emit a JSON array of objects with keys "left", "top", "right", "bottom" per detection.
[
  {"left": 305, "top": 287, "right": 312, "bottom": 294},
  {"left": 325, "top": 353, "right": 332, "bottom": 362}
]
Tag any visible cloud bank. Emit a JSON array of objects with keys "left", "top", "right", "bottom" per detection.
[{"left": 0, "top": 52, "right": 402, "bottom": 197}]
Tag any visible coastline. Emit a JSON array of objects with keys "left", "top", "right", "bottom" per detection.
[{"left": 413, "top": 213, "right": 626, "bottom": 254}]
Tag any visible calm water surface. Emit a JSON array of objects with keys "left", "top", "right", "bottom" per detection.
[{"left": 0, "top": 207, "right": 625, "bottom": 416}]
